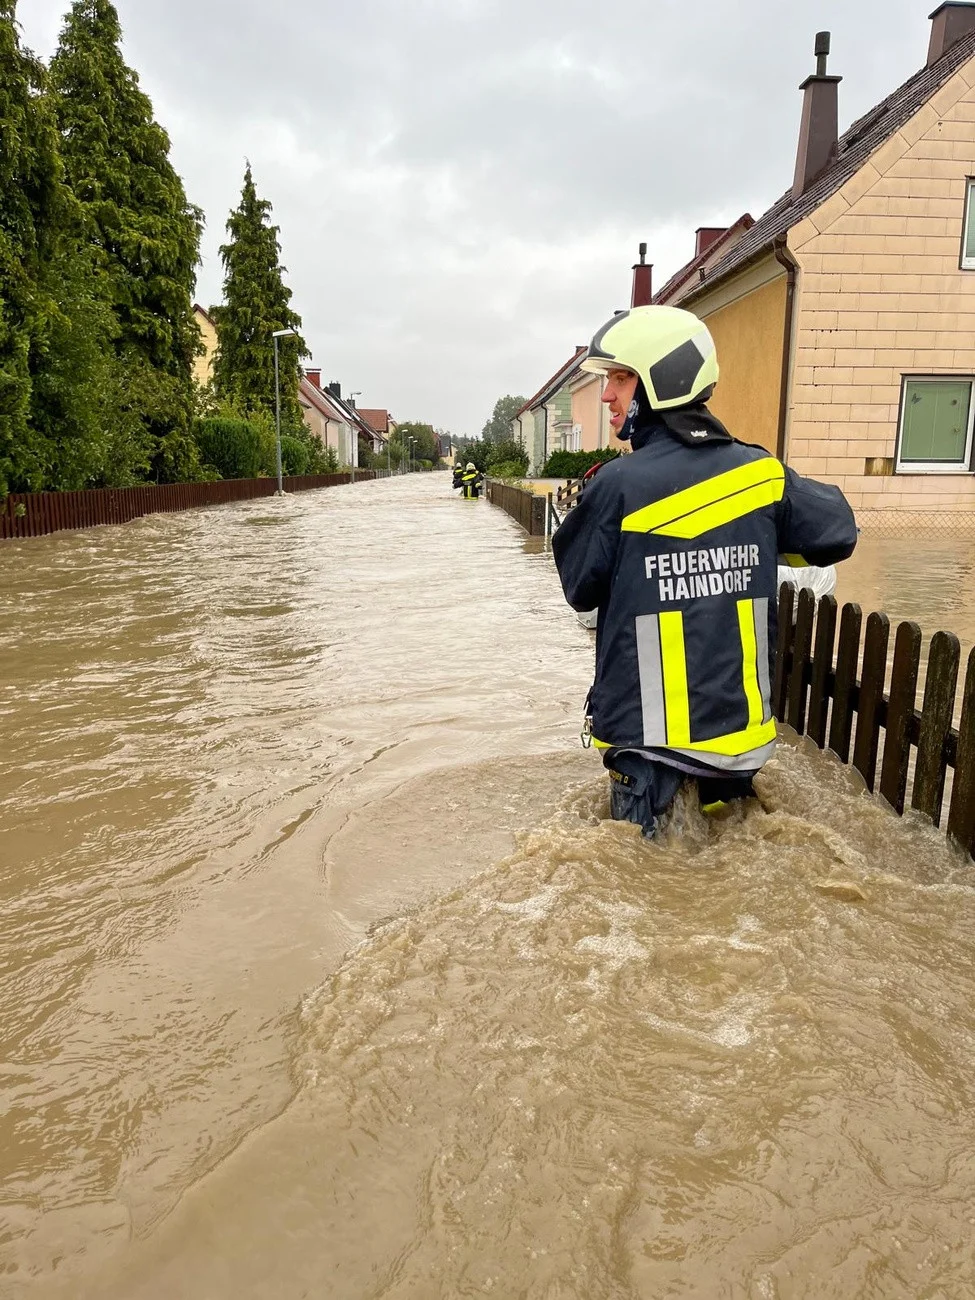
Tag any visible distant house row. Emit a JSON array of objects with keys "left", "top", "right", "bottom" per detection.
[
  {"left": 193, "top": 306, "right": 395, "bottom": 467},
  {"left": 515, "top": 2, "right": 975, "bottom": 525}
]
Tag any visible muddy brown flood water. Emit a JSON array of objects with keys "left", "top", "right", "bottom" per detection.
[{"left": 2, "top": 477, "right": 975, "bottom": 1298}]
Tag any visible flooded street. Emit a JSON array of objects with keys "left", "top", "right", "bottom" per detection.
[{"left": 2, "top": 477, "right": 975, "bottom": 1298}]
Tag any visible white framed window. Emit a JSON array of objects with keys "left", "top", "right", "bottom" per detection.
[
  {"left": 895, "top": 376, "right": 975, "bottom": 473},
  {"left": 963, "top": 178, "right": 975, "bottom": 270}
]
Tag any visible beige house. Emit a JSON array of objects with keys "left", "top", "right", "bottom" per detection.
[
  {"left": 568, "top": 370, "right": 629, "bottom": 453},
  {"left": 656, "top": 4, "right": 975, "bottom": 527},
  {"left": 300, "top": 371, "right": 360, "bottom": 465},
  {"left": 192, "top": 305, "right": 218, "bottom": 387}
]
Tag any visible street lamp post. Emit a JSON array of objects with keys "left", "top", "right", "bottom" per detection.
[
  {"left": 409, "top": 437, "right": 416, "bottom": 473},
  {"left": 272, "top": 328, "right": 297, "bottom": 495}
]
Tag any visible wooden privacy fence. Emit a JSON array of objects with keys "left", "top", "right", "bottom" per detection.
[
  {"left": 0, "top": 470, "right": 389, "bottom": 541},
  {"left": 485, "top": 479, "right": 547, "bottom": 536},
  {"left": 774, "top": 584, "right": 975, "bottom": 860}
]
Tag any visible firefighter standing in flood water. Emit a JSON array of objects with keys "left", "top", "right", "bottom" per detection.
[
  {"left": 553, "top": 305, "right": 857, "bottom": 838},
  {"left": 460, "top": 462, "right": 483, "bottom": 500}
]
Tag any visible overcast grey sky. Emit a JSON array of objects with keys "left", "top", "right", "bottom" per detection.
[{"left": 23, "top": 0, "right": 932, "bottom": 435}]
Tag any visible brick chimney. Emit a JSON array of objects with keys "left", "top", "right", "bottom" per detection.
[
  {"left": 327, "top": 381, "right": 341, "bottom": 399},
  {"left": 928, "top": 2, "right": 975, "bottom": 64},
  {"left": 695, "top": 227, "right": 726, "bottom": 258},
  {"left": 305, "top": 368, "right": 321, "bottom": 390},
  {"left": 630, "top": 243, "right": 653, "bottom": 307},
  {"left": 793, "top": 32, "right": 842, "bottom": 199}
]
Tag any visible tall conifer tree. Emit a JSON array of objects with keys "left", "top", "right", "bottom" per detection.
[
  {"left": 212, "top": 165, "right": 306, "bottom": 428},
  {"left": 48, "top": 0, "right": 204, "bottom": 481},
  {"left": 0, "top": 1, "right": 62, "bottom": 492}
]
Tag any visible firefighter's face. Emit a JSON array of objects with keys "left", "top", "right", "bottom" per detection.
[{"left": 602, "top": 368, "right": 639, "bottom": 432}]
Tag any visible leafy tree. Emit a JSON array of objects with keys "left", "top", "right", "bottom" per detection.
[
  {"left": 0, "top": 3, "right": 119, "bottom": 493},
  {"left": 211, "top": 164, "right": 307, "bottom": 429},
  {"left": 393, "top": 421, "right": 440, "bottom": 469},
  {"left": 486, "top": 437, "right": 528, "bottom": 476},
  {"left": 48, "top": 0, "right": 204, "bottom": 483},
  {"left": 481, "top": 394, "right": 526, "bottom": 444},
  {"left": 458, "top": 438, "right": 488, "bottom": 472},
  {"left": 0, "top": 3, "right": 64, "bottom": 492}
]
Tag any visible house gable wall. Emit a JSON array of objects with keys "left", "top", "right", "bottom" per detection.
[
  {"left": 193, "top": 309, "right": 217, "bottom": 387},
  {"left": 786, "top": 54, "right": 975, "bottom": 513},
  {"left": 700, "top": 273, "right": 788, "bottom": 455},
  {"left": 679, "top": 255, "right": 788, "bottom": 456},
  {"left": 571, "top": 376, "right": 602, "bottom": 452}
]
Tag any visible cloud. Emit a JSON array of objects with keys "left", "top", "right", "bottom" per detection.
[{"left": 22, "top": 0, "right": 931, "bottom": 433}]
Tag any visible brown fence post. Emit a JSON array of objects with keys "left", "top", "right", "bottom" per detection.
[
  {"left": 829, "top": 602, "right": 862, "bottom": 762},
  {"left": 879, "top": 620, "right": 922, "bottom": 814},
  {"left": 772, "top": 583, "right": 795, "bottom": 720},
  {"left": 530, "top": 494, "right": 546, "bottom": 536},
  {"left": 852, "top": 611, "right": 890, "bottom": 791},
  {"left": 806, "top": 595, "right": 837, "bottom": 748},
  {"left": 945, "top": 646, "right": 975, "bottom": 855},
  {"left": 912, "top": 631, "right": 961, "bottom": 827},
  {"left": 786, "top": 588, "right": 816, "bottom": 735}
]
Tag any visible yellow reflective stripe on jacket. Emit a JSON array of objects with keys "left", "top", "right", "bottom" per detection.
[
  {"left": 781, "top": 552, "right": 809, "bottom": 567},
  {"left": 590, "top": 719, "right": 776, "bottom": 756},
  {"left": 658, "top": 610, "right": 691, "bottom": 746},
  {"left": 737, "top": 599, "right": 764, "bottom": 730},
  {"left": 680, "top": 719, "right": 777, "bottom": 756},
  {"left": 621, "top": 459, "right": 785, "bottom": 539},
  {"left": 587, "top": 722, "right": 780, "bottom": 759}
]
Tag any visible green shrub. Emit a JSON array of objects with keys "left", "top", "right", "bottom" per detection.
[
  {"left": 194, "top": 417, "right": 264, "bottom": 480},
  {"left": 487, "top": 460, "right": 526, "bottom": 480},
  {"left": 486, "top": 438, "right": 529, "bottom": 477},
  {"left": 280, "top": 435, "right": 311, "bottom": 476},
  {"left": 542, "top": 447, "right": 621, "bottom": 478}
]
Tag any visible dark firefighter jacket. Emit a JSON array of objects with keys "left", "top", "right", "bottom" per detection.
[
  {"left": 552, "top": 410, "right": 857, "bottom": 772},
  {"left": 461, "top": 469, "right": 482, "bottom": 499},
  {"left": 452, "top": 465, "right": 465, "bottom": 488}
]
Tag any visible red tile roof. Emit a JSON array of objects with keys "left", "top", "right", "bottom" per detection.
[
  {"left": 653, "top": 216, "right": 755, "bottom": 306},
  {"left": 357, "top": 408, "right": 392, "bottom": 434}
]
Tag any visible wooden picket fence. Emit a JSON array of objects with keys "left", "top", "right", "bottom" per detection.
[
  {"left": 556, "top": 477, "right": 584, "bottom": 514},
  {"left": 774, "top": 584, "right": 975, "bottom": 860},
  {"left": 0, "top": 470, "right": 389, "bottom": 541}
]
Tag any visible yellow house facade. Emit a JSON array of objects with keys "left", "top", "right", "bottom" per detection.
[
  {"left": 192, "top": 304, "right": 218, "bottom": 387},
  {"left": 661, "top": 4, "right": 975, "bottom": 527}
]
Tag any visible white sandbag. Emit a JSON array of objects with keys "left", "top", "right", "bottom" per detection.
[{"left": 777, "top": 563, "right": 837, "bottom": 607}]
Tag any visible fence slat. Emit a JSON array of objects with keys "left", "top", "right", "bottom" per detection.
[
  {"left": 946, "top": 647, "right": 975, "bottom": 853},
  {"left": 772, "top": 583, "right": 795, "bottom": 721},
  {"left": 828, "top": 602, "right": 862, "bottom": 763},
  {"left": 786, "top": 588, "right": 816, "bottom": 735},
  {"left": 879, "top": 620, "right": 922, "bottom": 814},
  {"left": 852, "top": 611, "right": 890, "bottom": 792},
  {"left": 806, "top": 595, "right": 837, "bottom": 748},
  {"left": 912, "top": 632, "right": 960, "bottom": 826}
]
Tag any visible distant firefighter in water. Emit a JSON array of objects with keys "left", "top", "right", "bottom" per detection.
[
  {"left": 460, "top": 463, "right": 483, "bottom": 500},
  {"left": 452, "top": 460, "right": 466, "bottom": 490}
]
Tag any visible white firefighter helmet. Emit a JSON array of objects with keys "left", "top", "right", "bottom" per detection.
[{"left": 580, "top": 304, "right": 718, "bottom": 410}]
